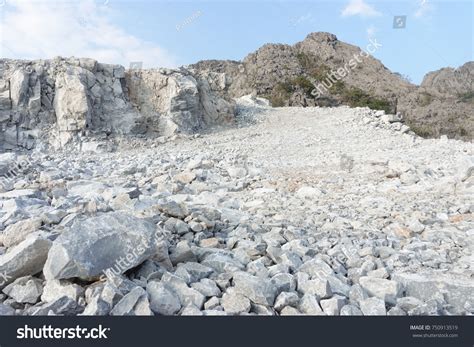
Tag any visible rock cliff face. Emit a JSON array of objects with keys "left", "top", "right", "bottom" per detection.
[
  {"left": 125, "top": 68, "right": 235, "bottom": 136},
  {"left": 0, "top": 58, "right": 235, "bottom": 150},
  {"left": 191, "top": 32, "right": 473, "bottom": 140},
  {"left": 421, "top": 62, "right": 474, "bottom": 96}
]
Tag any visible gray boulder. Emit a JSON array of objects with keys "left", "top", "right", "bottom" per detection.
[
  {"left": 41, "top": 280, "right": 85, "bottom": 303},
  {"left": 360, "top": 297, "right": 387, "bottom": 316},
  {"left": 232, "top": 272, "right": 277, "bottom": 306},
  {"left": 0, "top": 233, "right": 52, "bottom": 289},
  {"left": 161, "top": 272, "right": 205, "bottom": 309},
  {"left": 43, "top": 212, "right": 159, "bottom": 281},
  {"left": 2, "top": 217, "right": 43, "bottom": 248},
  {"left": 298, "top": 294, "right": 324, "bottom": 315},
  {"left": 392, "top": 272, "right": 474, "bottom": 314},
  {"left": 2, "top": 276, "right": 43, "bottom": 304},
  {"left": 28, "top": 296, "right": 84, "bottom": 316},
  {"left": 147, "top": 281, "right": 182, "bottom": 315},
  {"left": 0, "top": 303, "right": 15, "bottom": 316},
  {"left": 221, "top": 288, "right": 251, "bottom": 314},
  {"left": 359, "top": 277, "right": 403, "bottom": 305},
  {"left": 110, "top": 287, "right": 152, "bottom": 316}
]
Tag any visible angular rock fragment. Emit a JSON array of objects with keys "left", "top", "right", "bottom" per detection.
[
  {"left": 161, "top": 272, "right": 205, "bottom": 309},
  {"left": 233, "top": 272, "right": 278, "bottom": 306},
  {"left": 340, "top": 304, "right": 363, "bottom": 316},
  {"left": 221, "top": 288, "right": 251, "bottom": 314},
  {"left": 320, "top": 295, "right": 346, "bottom": 316},
  {"left": 360, "top": 297, "right": 387, "bottom": 316},
  {"left": 274, "top": 292, "right": 299, "bottom": 312},
  {"left": 2, "top": 276, "right": 43, "bottom": 304},
  {"left": 0, "top": 303, "right": 15, "bottom": 316},
  {"left": 43, "top": 212, "right": 159, "bottom": 280},
  {"left": 359, "top": 277, "right": 403, "bottom": 305},
  {"left": 2, "top": 217, "right": 42, "bottom": 248},
  {"left": 41, "top": 280, "right": 85, "bottom": 303},
  {"left": 0, "top": 233, "right": 52, "bottom": 289},
  {"left": 147, "top": 281, "right": 182, "bottom": 315},
  {"left": 110, "top": 287, "right": 152, "bottom": 316},
  {"left": 298, "top": 294, "right": 324, "bottom": 315},
  {"left": 392, "top": 272, "right": 473, "bottom": 314},
  {"left": 28, "top": 296, "right": 84, "bottom": 316},
  {"left": 191, "top": 278, "right": 221, "bottom": 297}
]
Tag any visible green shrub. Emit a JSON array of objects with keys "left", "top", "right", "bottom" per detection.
[
  {"left": 409, "top": 123, "right": 437, "bottom": 138},
  {"left": 268, "top": 94, "right": 287, "bottom": 107},
  {"left": 329, "top": 80, "right": 346, "bottom": 95},
  {"left": 418, "top": 92, "right": 433, "bottom": 107},
  {"left": 268, "top": 82, "right": 294, "bottom": 107},
  {"left": 292, "top": 76, "right": 314, "bottom": 97},
  {"left": 310, "top": 64, "right": 331, "bottom": 81},
  {"left": 296, "top": 52, "right": 320, "bottom": 70},
  {"left": 459, "top": 127, "right": 469, "bottom": 137},
  {"left": 459, "top": 91, "right": 474, "bottom": 103},
  {"left": 341, "top": 87, "right": 391, "bottom": 113},
  {"left": 276, "top": 81, "right": 293, "bottom": 94}
]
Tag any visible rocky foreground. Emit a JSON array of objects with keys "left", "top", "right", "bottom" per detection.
[{"left": 0, "top": 100, "right": 472, "bottom": 316}]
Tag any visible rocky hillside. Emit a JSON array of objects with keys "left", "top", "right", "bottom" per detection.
[
  {"left": 0, "top": 58, "right": 235, "bottom": 151},
  {"left": 191, "top": 32, "right": 473, "bottom": 140},
  {"left": 421, "top": 61, "right": 474, "bottom": 95},
  {"left": 1, "top": 33, "right": 470, "bottom": 152}
]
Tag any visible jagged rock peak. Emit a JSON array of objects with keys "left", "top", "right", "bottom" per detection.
[{"left": 303, "top": 32, "right": 338, "bottom": 43}]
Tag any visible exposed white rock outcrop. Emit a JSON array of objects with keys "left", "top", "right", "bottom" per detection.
[
  {"left": 0, "top": 58, "right": 236, "bottom": 150},
  {"left": 126, "top": 68, "right": 235, "bottom": 136}
]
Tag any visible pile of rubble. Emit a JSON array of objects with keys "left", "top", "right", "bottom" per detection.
[{"left": 0, "top": 99, "right": 472, "bottom": 316}]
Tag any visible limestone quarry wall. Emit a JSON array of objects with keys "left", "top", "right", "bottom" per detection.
[
  {"left": 0, "top": 58, "right": 235, "bottom": 151},
  {"left": 125, "top": 68, "right": 235, "bottom": 137}
]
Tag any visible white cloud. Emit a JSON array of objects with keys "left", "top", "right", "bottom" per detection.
[
  {"left": 341, "top": 0, "right": 382, "bottom": 18},
  {"left": 290, "top": 13, "right": 314, "bottom": 27},
  {"left": 0, "top": 0, "right": 176, "bottom": 68}
]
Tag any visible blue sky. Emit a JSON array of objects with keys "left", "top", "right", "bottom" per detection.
[{"left": 1, "top": 0, "right": 472, "bottom": 84}]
